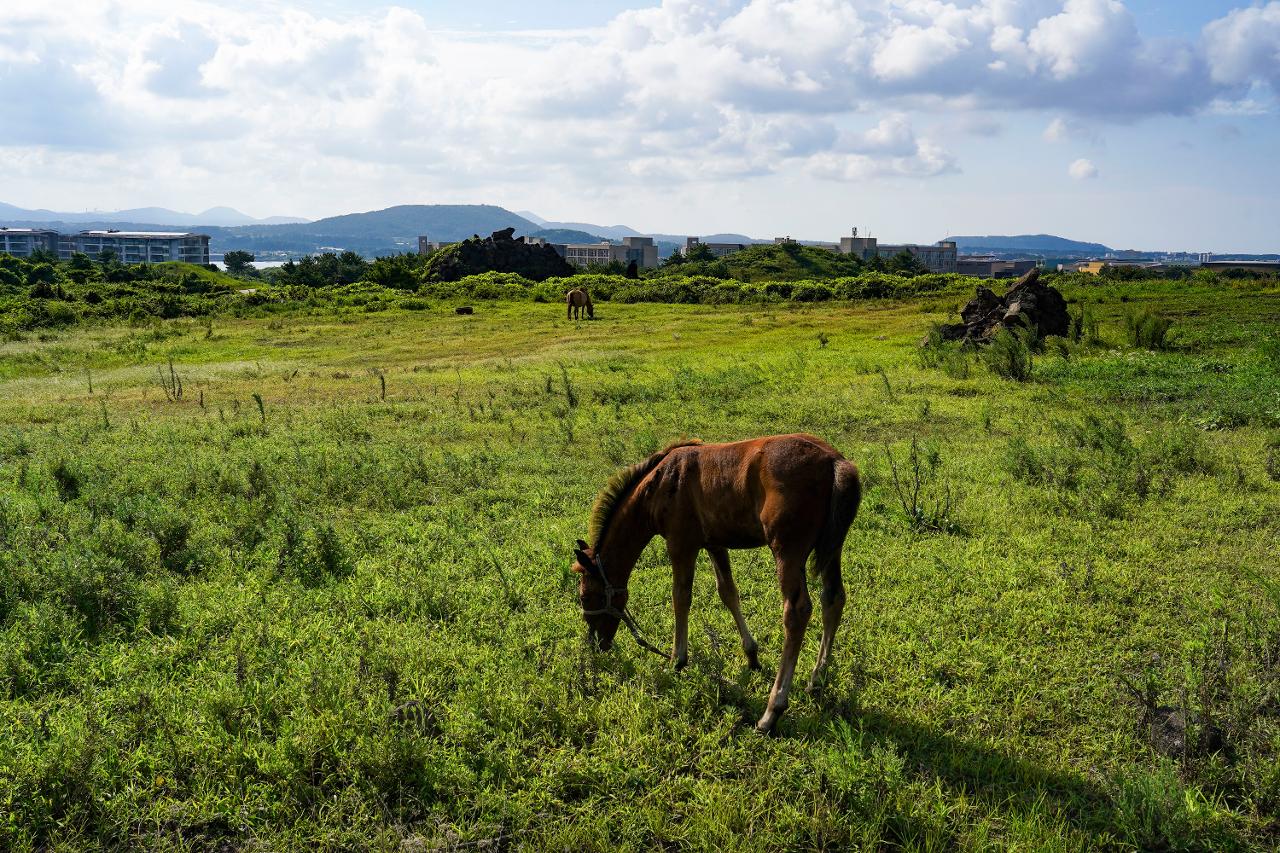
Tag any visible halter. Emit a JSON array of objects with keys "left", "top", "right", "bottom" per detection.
[{"left": 579, "top": 554, "right": 668, "bottom": 659}]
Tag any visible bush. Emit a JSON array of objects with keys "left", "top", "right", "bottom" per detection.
[
  {"left": 981, "top": 327, "right": 1034, "bottom": 381},
  {"left": 791, "top": 282, "right": 834, "bottom": 302},
  {"left": 1126, "top": 309, "right": 1174, "bottom": 350},
  {"left": 918, "top": 327, "right": 973, "bottom": 379}
]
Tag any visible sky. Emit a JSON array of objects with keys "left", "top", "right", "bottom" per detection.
[{"left": 2, "top": 1, "right": 1279, "bottom": 251}]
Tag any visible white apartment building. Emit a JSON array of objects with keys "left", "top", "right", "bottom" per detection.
[
  {"left": 64, "top": 231, "right": 211, "bottom": 265},
  {"left": 0, "top": 228, "right": 60, "bottom": 258}
]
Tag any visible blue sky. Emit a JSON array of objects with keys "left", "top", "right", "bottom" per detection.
[{"left": 3, "top": 1, "right": 1279, "bottom": 251}]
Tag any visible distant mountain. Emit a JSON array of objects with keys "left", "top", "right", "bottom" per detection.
[
  {"left": 206, "top": 204, "right": 540, "bottom": 257},
  {"left": 0, "top": 201, "right": 308, "bottom": 227},
  {"left": 297, "top": 205, "right": 534, "bottom": 242},
  {"left": 539, "top": 221, "right": 643, "bottom": 240},
  {"left": 528, "top": 228, "right": 607, "bottom": 244},
  {"left": 948, "top": 234, "right": 1112, "bottom": 255},
  {"left": 515, "top": 210, "right": 549, "bottom": 226}
]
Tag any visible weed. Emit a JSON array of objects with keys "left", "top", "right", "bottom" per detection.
[
  {"left": 918, "top": 327, "right": 973, "bottom": 379},
  {"left": 157, "top": 357, "right": 183, "bottom": 401},
  {"left": 1265, "top": 434, "right": 1280, "bottom": 482},
  {"left": 884, "top": 436, "right": 960, "bottom": 533},
  {"left": 981, "top": 326, "right": 1033, "bottom": 381},
  {"left": 1126, "top": 309, "right": 1175, "bottom": 351},
  {"left": 877, "top": 367, "right": 895, "bottom": 401}
]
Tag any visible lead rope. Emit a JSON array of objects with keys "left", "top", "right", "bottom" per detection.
[
  {"left": 618, "top": 608, "right": 669, "bottom": 659},
  {"left": 583, "top": 560, "right": 669, "bottom": 660}
]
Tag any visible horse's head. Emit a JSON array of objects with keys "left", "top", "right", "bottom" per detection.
[
  {"left": 586, "top": 302, "right": 595, "bottom": 319},
  {"left": 572, "top": 539, "right": 623, "bottom": 650}
]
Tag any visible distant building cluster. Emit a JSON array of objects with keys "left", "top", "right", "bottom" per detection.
[
  {"left": 685, "top": 230, "right": 961, "bottom": 274},
  {"left": 1060, "top": 256, "right": 1280, "bottom": 275},
  {"left": 421, "top": 234, "right": 660, "bottom": 269},
  {"left": 685, "top": 237, "right": 750, "bottom": 257},
  {"left": 831, "top": 233, "right": 958, "bottom": 273},
  {"left": 956, "top": 256, "right": 1040, "bottom": 279},
  {"left": 0, "top": 227, "right": 211, "bottom": 265}
]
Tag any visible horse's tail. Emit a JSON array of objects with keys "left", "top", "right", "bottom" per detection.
[{"left": 811, "top": 458, "right": 861, "bottom": 580}]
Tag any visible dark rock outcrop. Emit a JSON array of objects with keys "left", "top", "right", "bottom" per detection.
[
  {"left": 423, "top": 227, "right": 575, "bottom": 282},
  {"left": 937, "top": 268, "right": 1069, "bottom": 342}
]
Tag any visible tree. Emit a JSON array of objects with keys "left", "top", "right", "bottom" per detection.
[
  {"left": 685, "top": 242, "right": 716, "bottom": 262},
  {"left": 224, "top": 250, "right": 256, "bottom": 275},
  {"left": 888, "top": 249, "right": 928, "bottom": 276},
  {"left": 365, "top": 253, "right": 425, "bottom": 290},
  {"left": 26, "top": 263, "right": 57, "bottom": 288}
]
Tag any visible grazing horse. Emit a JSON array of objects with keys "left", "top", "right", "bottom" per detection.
[
  {"left": 566, "top": 288, "right": 594, "bottom": 320},
  {"left": 571, "top": 434, "right": 861, "bottom": 733}
]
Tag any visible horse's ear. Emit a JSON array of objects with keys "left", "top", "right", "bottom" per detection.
[
  {"left": 576, "top": 539, "right": 590, "bottom": 551},
  {"left": 572, "top": 547, "right": 592, "bottom": 570}
]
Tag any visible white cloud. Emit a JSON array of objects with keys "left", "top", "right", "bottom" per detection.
[
  {"left": 1069, "top": 158, "right": 1099, "bottom": 180},
  {"left": 1044, "top": 116, "right": 1101, "bottom": 144},
  {"left": 1203, "top": 2, "right": 1280, "bottom": 89},
  {"left": 0, "top": 1, "right": 1276, "bottom": 214}
]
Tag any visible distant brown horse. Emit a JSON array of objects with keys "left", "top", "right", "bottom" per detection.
[
  {"left": 566, "top": 288, "right": 594, "bottom": 320},
  {"left": 571, "top": 434, "right": 861, "bottom": 733}
]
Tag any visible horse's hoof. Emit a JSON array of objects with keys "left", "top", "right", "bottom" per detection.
[
  {"left": 673, "top": 657, "right": 688, "bottom": 672},
  {"left": 745, "top": 649, "right": 761, "bottom": 671},
  {"left": 754, "top": 718, "right": 778, "bottom": 736}
]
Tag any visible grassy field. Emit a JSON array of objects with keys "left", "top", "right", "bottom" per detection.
[{"left": 1, "top": 278, "right": 1278, "bottom": 850}]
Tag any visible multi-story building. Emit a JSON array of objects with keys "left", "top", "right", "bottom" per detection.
[
  {"left": 564, "top": 236, "right": 658, "bottom": 269},
  {"left": 685, "top": 237, "right": 749, "bottom": 258},
  {"left": 60, "top": 231, "right": 210, "bottom": 265},
  {"left": 957, "top": 256, "right": 1040, "bottom": 279},
  {"left": 0, "top": 228, "right": 60, "bottom": 258},
  {"left": 836, "top": 231, "right": 957, "bottom": 273},
  {"left": 417, "top": 235, "right": 459, "bottom": 254}
]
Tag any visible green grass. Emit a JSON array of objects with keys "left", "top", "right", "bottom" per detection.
[{"left": 0, "top": 280, "right": 1278, "bottom": 850}]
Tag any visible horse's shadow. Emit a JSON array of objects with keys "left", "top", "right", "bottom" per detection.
[{"left": 692, "top": 666, "right": 1240, "bottom": 850}]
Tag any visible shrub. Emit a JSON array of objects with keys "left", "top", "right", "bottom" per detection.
[
  {"left": 917, "top": 327, "right": 973, "bottom": 379},
  {"left": 791, "top": 282, "right": 834, "bottom": 302},
  {"left": 981, "top": 326, "right": 1034, "bottom": 381},
  {"left": 1126, "top": 309, "right": 1174, "bottom": 350}
]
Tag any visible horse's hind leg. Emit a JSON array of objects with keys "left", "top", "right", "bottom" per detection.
[
  {"left": 807, "top": 560, "right": 846, "bottom": 693},
  {"left": 707, "top": 547, "right": 759, "bottom": 670},
  {"left": 757, "top": 547, "right": 812, "bottom": 734}
]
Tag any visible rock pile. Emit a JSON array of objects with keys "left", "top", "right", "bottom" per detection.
[
  {"left": 423, "top": 227, "right": 575, "bottom": 282},
  {"left": 937, "top": 268, "right": 1069, "bottom": 343}
]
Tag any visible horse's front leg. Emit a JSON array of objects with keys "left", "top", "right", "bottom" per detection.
[
  {"left": 668, "top": 545, "right": 697, "bottom": 670},
  {"left": 757, "top": 547, "right": 812, "bottom": 734}
]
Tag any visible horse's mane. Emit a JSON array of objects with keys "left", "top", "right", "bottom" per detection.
[{"left": 589, "top": 438, "right": 701, "bottom": 549}]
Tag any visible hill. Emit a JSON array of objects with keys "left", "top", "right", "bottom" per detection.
[
  {"left": 666, "top": 241, "right": 864, "bottom": 281},
  {"left": 948, "top": 234, "right": 1112, "bottom": 255},
  {"left": 211, "top": 205, "right": 540, "bottom": 257},
  {"left": 527, "top": 228, "right": 607, "bottom": 244},
  {"left": 537, "top": 221, "right": 642, "bottom": 240}
]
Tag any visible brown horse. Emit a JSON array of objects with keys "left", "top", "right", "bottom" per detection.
[
  {"left": 566, "top": 287, "right": 594, "bottom": 320},
  {"left": 571, "top": 434, "right": 861, "bottom": 733}
]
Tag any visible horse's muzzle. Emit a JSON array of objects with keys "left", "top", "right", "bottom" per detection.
[{"left": 590, "top": 629, "right": 613, "bottom": 652}]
